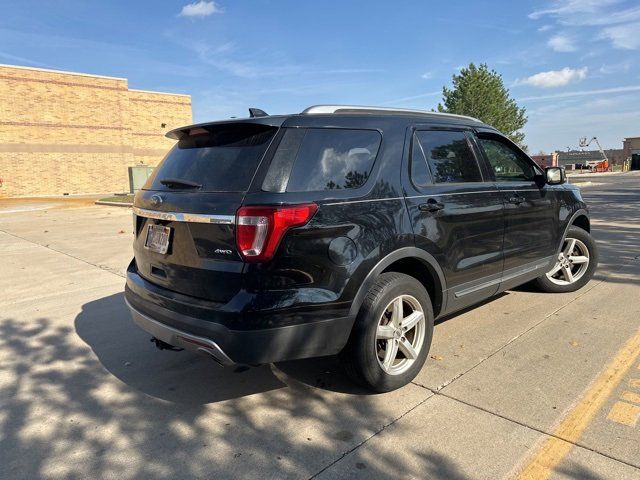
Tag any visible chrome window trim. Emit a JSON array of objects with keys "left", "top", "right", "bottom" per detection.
[
  {"left": 132, "top": 207, "right": 235, "bottom": 225},
  {"left": 323, "top": 188, "right": 544, "bottom": 206},
  {"left": 324, "top": 197, "right": 404, "bottom": 206}
]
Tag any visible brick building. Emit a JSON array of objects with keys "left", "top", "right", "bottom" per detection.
[
  {"left": 623, "top": 137, "right": 640, "bottom": 170},
  {"left": 555, "top": 149, "right": 625, "bottom": 168},
  {"left": 530, "top": 153, "right": 558, "bottom": 168},
  {"left": 0, "top": 64, "right": 192, "bottom": 197}
]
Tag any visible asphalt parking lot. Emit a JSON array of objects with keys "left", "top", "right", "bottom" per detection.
[{"left": 1, "top": 172, "right": 639, "bottom": 480}]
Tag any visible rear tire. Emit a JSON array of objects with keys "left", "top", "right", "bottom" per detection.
[
  {"left": 534, "top": 226, "right": 598, "bottom": 293},
  {"left": 340, "top": 272, "right": 434, "bottom": 392}
]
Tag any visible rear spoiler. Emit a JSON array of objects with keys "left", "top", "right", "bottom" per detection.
[{"left": 166, "top": 115, "right": 287, "bottom": 140}]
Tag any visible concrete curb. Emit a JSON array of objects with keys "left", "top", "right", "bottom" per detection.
[{"left": 95, "top": 201, "right": 133, "bottom": 207}]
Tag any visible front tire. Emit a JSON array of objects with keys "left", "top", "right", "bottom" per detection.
[
  {"left": 534, "top": 226, "right": 598, "bottom": 293},
  {"left": 341, "top": 272, "right": 434, "bottom": 392}
]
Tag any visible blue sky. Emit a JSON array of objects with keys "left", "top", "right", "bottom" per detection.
[{"left": 1, "top": 0, "right": 639, "bottom": 153}]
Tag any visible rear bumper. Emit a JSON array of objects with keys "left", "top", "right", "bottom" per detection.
[
  {"left": 125, "top": 262, "right": 356, "bottom": 364},
  {"left": 126, "top": 298, "right": 235, "bottom": 365}
]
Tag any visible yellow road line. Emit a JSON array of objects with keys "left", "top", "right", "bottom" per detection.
[
  {"left": 621, "top": 391, "right": 640, "bottom": 404},
  {"left": 607, "top": 401, "right": 640, "bottom": 427},
  {"left": 515, "top": 329, "right": 640, "bottom": 480}
]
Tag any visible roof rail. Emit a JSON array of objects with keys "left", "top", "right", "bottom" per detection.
[{"left": 301, "top": 105, "right": 481, "bottom": 122}]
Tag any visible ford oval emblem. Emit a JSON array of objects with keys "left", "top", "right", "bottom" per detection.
[{"left": 150, "top": 194, "right": 164, "bottom": 207}]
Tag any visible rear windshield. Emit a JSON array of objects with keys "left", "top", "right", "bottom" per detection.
[
  {"left": 262, "top": 128, "right": 381, "bottom": 193},
  {"left": 144, "top": 123, "right": 277, "bottom": 192}
]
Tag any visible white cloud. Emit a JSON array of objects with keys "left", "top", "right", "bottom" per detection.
[
  {"left": 538, "top": 25, "right": 553, "bottom": 32},
  {"left": 598, "top": 61, "right": 631, "bottom": 74},
  {"left": 519, "top": 84, "right": 640, "bottom": 101},
  {"left": 179, "top": 1, "right": 221, "bottom": 18},
  {"left": 517, "top": 67, "right": 588, "bottom": 88},
  {"left": 421, "top": 71, "right": 434, "bottom": 79},
  {"left": 529, "top": 1, "right": 640, "bottom": 50},
  {"left": 548, "top": 34, "right": 577, "bottom": 52},
  {"left": 529, "top": 0, "right": 622, "bottom": 23},
  {"left": 601, "top": 23, "right": 640, "bottom": 49}
]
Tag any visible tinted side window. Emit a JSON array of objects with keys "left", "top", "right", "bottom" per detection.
[
  {"left": 415, "top": 130, "right": 482, "bottom": 183},
  {"left": 284, "top": 129, "right": 381, "bottom": 192},
  {"left": 410, "top": 133, "right": 432, "bottom": 186},
  {"left": 479, "top": 137, "right": 536, "bottom": 182}
]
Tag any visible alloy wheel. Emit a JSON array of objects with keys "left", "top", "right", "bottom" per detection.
[
  {"left": 375, "top": 294, "right": 426, "bottom": 375},
  {"left": 546, "top": 237, "right": 590, "bottom": 286}
]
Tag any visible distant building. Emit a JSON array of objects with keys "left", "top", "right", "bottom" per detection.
[
  {"left": 0, "top": 64, "right": 192, "bottom": 197},
  {"left": 530, "top": 153, "right": 557, "bottom": 168},
  {"left": 555, "top": 149, "right": 624, "bottom": 168},
  {"left": 623, "top": 137, "right": 640, "bottom": 170}
]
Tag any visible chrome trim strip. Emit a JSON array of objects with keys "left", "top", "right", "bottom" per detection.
[
  {"left": 125, "top": 298, "right": 235, "bottom": 366},
  {"left": 133, "top": 207, "right": 235, "bottom": 225},
  {"left": 322, "top": 188, "right": 544, "bottom": 206},
  {"left": 405, "top": 190, "right": 499, "bottom": 199},
  {"left": 324, "top": 197, "right": 404, "bottom": 206}
]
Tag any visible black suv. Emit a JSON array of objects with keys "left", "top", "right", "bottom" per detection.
[{"left": 125, "top": 105, "right": 598, "bottom": 392}]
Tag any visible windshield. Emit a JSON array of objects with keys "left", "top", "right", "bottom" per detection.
[{"left": 144, "top": 123, "right": 277, "bottom": 192}]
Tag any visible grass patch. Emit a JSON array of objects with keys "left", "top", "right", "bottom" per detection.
[{"left": 98, "top": 195, "right": 134, "bottom": 204}]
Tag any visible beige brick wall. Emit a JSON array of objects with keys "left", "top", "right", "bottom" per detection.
[
  {"left": 623, "top": 137, "right": 640, "bottom": 158},
  {"left": 128, "top": 89, "right": 192, "bottom": 167},
  {"left": 0, "top": 64, "right": 192, "bottom": 197}
]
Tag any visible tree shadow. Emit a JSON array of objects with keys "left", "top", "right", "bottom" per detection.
[
  {"left": 0, "top": 293, "right": 461, "bottom": 479},
  {"left": 74, "top": 292, "right": 285, "bottom": 404},
  {"left": 582, "top": 187, "right": 640, "bottom": 286}
]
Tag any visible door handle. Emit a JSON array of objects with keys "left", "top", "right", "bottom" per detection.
[
  {"left": 418, "top": 199, "right": 444, "bottom": 212},
  {"left": 507, "top": 195, "right": 524, "bottom": 205}
]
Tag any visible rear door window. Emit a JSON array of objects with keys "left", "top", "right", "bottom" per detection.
[
  {"left": 263, "top": 128, "right": 381, "bottom": 192},
  {"left": 410, "top": 132, "right": 433, "bottom": 186},
  {"left": 415, "top": 130, "right": 482, "bottom": 183},
  {"left": 144, "top": 123, "right": 277, "bottom": 192}
]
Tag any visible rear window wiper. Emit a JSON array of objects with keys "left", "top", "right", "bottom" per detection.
[{"left": 159, "top": 178, "right": 202, "bottom": 189}]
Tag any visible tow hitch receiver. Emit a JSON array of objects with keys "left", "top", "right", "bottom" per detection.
[{"left": 150, "top": 337, "right": 183, "bottom": 352}]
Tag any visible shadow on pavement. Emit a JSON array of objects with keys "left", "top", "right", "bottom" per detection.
[
  {"left": 74, "top": 292, "right": 285, "bottom": 404},
  {"left": 583, "top": 187, "right": 640, "bottom": 285},
  {"left": 0, "top": 292, "right": 465, "bottom": 479}
]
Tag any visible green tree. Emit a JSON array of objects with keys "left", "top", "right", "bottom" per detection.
[{"left": 437, "top": 63, "right": 527, "bottom": 147}]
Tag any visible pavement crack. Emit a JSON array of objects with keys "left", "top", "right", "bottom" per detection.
[
  {"left": 418, "top": 279, "right": 607, "bottom": 393},
  {"left": 434, "top": 390, "right": 640, "bottom": 471},
  {"left": 307, "top": 390, "right": 438, "bottom": 479},
  {"left": 0, "top": 228, "right": 125, "bottom": 278}
]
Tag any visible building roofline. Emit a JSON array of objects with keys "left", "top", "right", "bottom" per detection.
[
  {"left": 128, "top": 88, "right": 191, "bottom": 98},
  {"left": 1, "top": 63, "right": 192, "bottom": 98},
  {"left": 0, "top": 63, "right": 128, "bottom": 81}
]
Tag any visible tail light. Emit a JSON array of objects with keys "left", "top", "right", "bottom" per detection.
[{"left": 236, "top": 204, "right": 318, "bottom": 262}]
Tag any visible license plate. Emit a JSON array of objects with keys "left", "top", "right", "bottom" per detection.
[{"left": 144, "top": 224, "right": 171, "bottom": 254}]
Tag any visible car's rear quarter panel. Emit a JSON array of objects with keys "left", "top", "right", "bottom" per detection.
[{"left": 240, "top": 116, "right": 414, "bottom": 328}]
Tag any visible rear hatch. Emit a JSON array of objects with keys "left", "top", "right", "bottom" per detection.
[{"left": 133, "top": 122, "right": 279, "bottom": 302}]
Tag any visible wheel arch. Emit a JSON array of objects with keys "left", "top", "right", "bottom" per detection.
[
  {"left": 349, "top": 247, "right": 447, "bottom": 319},
  {"left": 571, "top": 213, "right": 590, "bottom": 233},
  {"left": 558, "top": 209, "right": 590, "bottom": 253}
]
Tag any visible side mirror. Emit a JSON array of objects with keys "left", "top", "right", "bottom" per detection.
[{"left": 545, "top": 167, "right": 566, "bottom": 185}]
